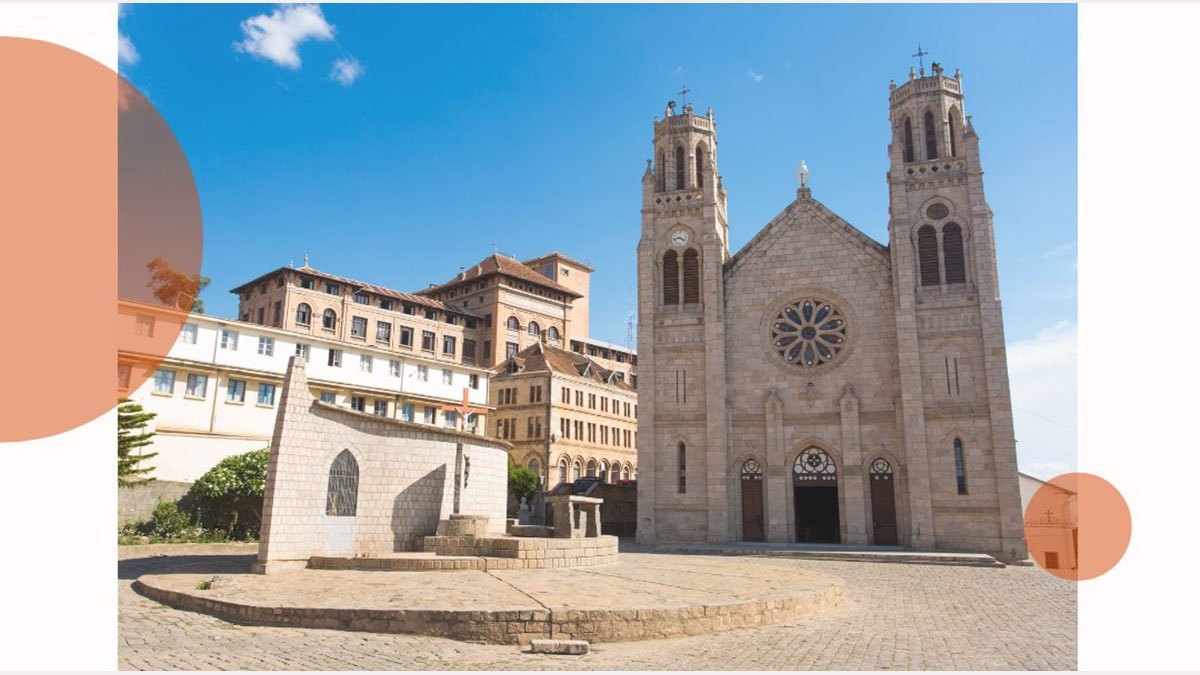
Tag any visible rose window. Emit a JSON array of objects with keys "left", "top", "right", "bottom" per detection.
[{"left": 770, "top": 299, "right": 848, "bottom": 367}]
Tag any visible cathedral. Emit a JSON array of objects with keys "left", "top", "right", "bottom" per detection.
[{"left": 635, "top": 65, "right": 1028, "bottom": 560}]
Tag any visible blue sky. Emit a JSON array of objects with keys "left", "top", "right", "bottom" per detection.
[{"left": 120, "top": 3, "right": 1077, "bottom": 478}]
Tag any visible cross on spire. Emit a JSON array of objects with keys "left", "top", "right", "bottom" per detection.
[
  {"left": 678, "top": 82, "right": 691, "bottom": 109},
  {"left": 911, "top": 42, "right": 929, "bottom": 72}
]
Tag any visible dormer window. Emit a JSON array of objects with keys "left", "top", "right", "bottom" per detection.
[{"left": 354, "top": 292, "right": 370, "bottom": 305}]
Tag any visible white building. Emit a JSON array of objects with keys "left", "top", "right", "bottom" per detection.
[{"left": 118, "top": 300, "right": 494, "bottom": 483}]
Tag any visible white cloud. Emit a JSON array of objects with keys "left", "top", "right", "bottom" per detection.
[
  {"left": 118, "top": 33, "right": 139, "bottom": 66},
  {"left": 1007, "top": 321, "right": 1077, "bottom": 480},
  {"left": 235, "top": 3, "right": 335, "bottom": 69},
  {"left": 330, "top": 56, "right": 362, "bottom": 86},
  {"left": 748, "top": 69, "right": 764, "bottom": 83}
]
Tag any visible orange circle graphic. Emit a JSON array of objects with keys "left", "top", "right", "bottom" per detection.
[{"left": 1024, "top": 472, "right": 1131, "bottom": 581}]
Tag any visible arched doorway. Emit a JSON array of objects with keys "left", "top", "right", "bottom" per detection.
[
  {"left": 740, "top": 459, "right": 765, "bottom": 542},
  {"left": 869, "top": 458, "right": 898, "bottom": 545},
  {"left": 792, "top": 447, "right": 839, "bottom": 543}
]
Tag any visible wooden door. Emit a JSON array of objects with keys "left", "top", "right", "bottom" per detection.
[
  {"left": 869, "top": 458, "right": 898, "bottom": 546},
  {"left": 740, "top": 459, "right": 765, "bottom": 542}
]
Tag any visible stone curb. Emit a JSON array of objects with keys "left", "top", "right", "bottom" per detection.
[
  {"left": 652, "top": 545, "right": 1007, "bottom": 568},
  {"left": 118, "top": 543, "right": 259, "bottom": 560},
  {"left": 132, "top": 573, "right": 844, "bottom": 645}
]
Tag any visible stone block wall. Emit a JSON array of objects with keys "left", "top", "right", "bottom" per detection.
[{"left": 118, "top": 480, "right": 192, "bottom": 526}]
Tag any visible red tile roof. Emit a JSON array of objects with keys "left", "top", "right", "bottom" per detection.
[
  {"left": 493, "top": 342, "right": 635, "bottom": 391},
  {"left": 418, "top": 253, "right": 582, "bottom": 299}
]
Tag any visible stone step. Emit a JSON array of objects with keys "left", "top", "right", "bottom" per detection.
[
  {"left": 651, "top": 543, "right": 1005, "bottom": 567},
  {"left": 308, "top": 553, "right": 533, "bottom": 572}
]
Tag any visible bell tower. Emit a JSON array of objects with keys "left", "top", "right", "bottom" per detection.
[
  {"left": 886, "top": 63, "right": 1028, "bottom": 558},
  {"left": 636, "top": 96, "right": 732, "bottom": 544}
]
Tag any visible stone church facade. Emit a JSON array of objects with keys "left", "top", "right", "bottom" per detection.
[{"left": 635, "top": 66, "right": 1028, "bottom": 560}]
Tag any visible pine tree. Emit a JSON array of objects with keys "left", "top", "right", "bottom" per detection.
[{"left": 118, "top": 398, "right": 158, "bottom": 487}]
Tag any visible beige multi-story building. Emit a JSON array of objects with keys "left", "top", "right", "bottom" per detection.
[
  {"left": 636, "top": 66, "right": 1027, "bottom": 559},
  {"left": 491, "top": 342, "right": 638, "bottom": 490}
]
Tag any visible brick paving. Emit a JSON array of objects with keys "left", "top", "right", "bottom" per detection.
[{"left": 119, "top": 551, "right": 1076, "bottom": 670}]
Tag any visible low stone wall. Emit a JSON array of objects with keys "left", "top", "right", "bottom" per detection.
[
  {"left": 419, "top": 534, "right": 620, "bottom": 569},
  {"left": 118, "top": 480, "right": 192, "bottom": 526}
]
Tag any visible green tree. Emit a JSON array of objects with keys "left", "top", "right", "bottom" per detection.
[
  {"left": 118, "top": 398, "right": 158, "bottom": 487},
  {"left": 146, "top": 256, "right": 210, "bottom": 313},
  {"left": 186, "top": 448, "right": 269, "bottom": 539},
  {"left": 508, "top": 464, "right": 539, "bottom": 502}
]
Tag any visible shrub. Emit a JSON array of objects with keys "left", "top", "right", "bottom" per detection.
[
  {"left": 186, "top": 448, "right": 268, "bottom": 540},
  {"left": 148, "top": 499, "right": 196, "bottom": 539},
  {"left": 508, "top": 465, "right": 539, "bottom": 502}
]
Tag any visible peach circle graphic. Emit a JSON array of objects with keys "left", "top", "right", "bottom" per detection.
[
  {"left": 1024, "top": 472, "right": 1131, "bottom": 581},
  {"left": 0, "top": 37, "right": 202, "bottom": 442}
]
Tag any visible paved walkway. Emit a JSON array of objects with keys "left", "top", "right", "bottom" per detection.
[{"left": 119, "top": 550, "right": 1076, "bottom": 670}]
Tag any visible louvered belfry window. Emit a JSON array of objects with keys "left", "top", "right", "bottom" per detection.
[
  {"left": 662, "top": 250, "right": 680, "bottom": 305},
  {"left": 917, "top": 225, "right": 941, "bottom": 286},
  {"left": 924, "top": 110, "right": 939, "bottom": 160},
  {"left": 695, "top": 146, "right": 705, "bottom": 188},
  {"left": 675, "top": 145, "right": 686, "bottom": 190},
  {"left": 656, "top": 150, "right": 665, "bottom": 192},
  {"left": 682, "top": 248, "right": 700, "bottom": 304},
  {"left": 942, "top": 223, "right": 966, "bottom": 284},
  {"left": 903, "top": 117, "right": 915, "bottom": 163}
]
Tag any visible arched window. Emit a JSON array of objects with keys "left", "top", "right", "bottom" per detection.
[
  {"left": 682, "top": 248, "right": 700, "bottom": 304},
  {"left": 547, "top": 326, "right": 560, "bottom": 341},
  {"left": 948, "top": 108, "right": 959, "bottom": 158},
  {"left": 506, "top": 316, "right": 520, "bottom": 330},
  {"left": 903, "top": 117, "right": 914, "bottom": 163},
  {"left": 586, "top": 459, "right": 597, "bottom": 478},
  {"left": 662, "top": 250, "right": 680, "bottom": 305},
  {"left": 942, "top": 223, "right": 966, "bottom": 284},
  {"left": 572, "top": 460, "right": 582, "bottom": 481},
  {"left": 675, "top": 145, "right": 685, "bottom": 190},
  {"left": 655, "top": 149, "right": 666, "bottom": 192},
  {"left": 296, "top": 302, "right": 311, "bottom": 326},
  {"left": 527, "top": 321, "right": 540, "bottom": 338},
  {"left": 599, "top": 460, "right": 608, "bottom": 482},
  {"left": 924, "top": 110, "right": 938, "bottom": 160},
  {"left": 528, "top": 458, "right": 540, "bottom": 479},
  {"left": 695, "top": 145, "right": 706, "bottom": 188},
  {"left": 621, "top": 464, "right": 630, "bottom": 481},
  {"left": 678, "top": 442, "right": 687, "bottom": 493},
  {"left": 610, "top": 462, "right": 620, "bottom": 483},
  {"left": 558, "top": 458, "right": 568, "bottom": 484},
  {"left": 917, "top": 225, "right": 941, "bottom": 286},
  {"left": 953, "top": 438, "right": 968, "bottom": 494},
  {"left": 322, "top": 308, "right": 337, "bottom": 330},
  {"left": 325, "top": 449, "right": 359, "bottom": 516}
]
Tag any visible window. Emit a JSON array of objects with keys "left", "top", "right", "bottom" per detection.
[
  {"left": 444, "top": 411, "right": 457, "bottom": 427},
  {"left": 417, "top": 365, "right": 428, "bottom": 381},
  {"left": 402, "top": 304, "right": 415, "bottom": 316},
  {"left": 506, "top": 342, "right": 518, "bottom": 358},
  {"left": 328, "top": 348, "right": 343, "bottom": 367},
  {"left": 695, "top": 144, "right": 706, "bottom": 188},
  {"left": 469, "top": 373, "right": 480, "bottom": 389},
  {"left": 351, "top": 396, "right": 365, "bottom": 412},
  {"left": 674, "top": 144, "right": 685, "bottom": 190},
  {"left": 575, "top": 391, "right": 583, "bottom": 406},
  {"left": 465, "top": 318, "right": 477, "bottom": 330},
  {"left": 622, "top": 465, "right": 630, "bottom": 481},
  {"left": 153, "top": 369, "right": 175, "bottom": 394},
  {"left": 662, "top": 250, "right": 679, "bottom": 305},
  {"left": 374, "top": 400, "right": 388, "bottom": 417},
  {"left": 295, "top": 343, "right": 310, "bottom": 361},
  {"left": 300, "top": 277, "right": 314, "bottom": 290},
  {"left": 682, "top": 248, "right": 700, "bottom": 304},
  {"left": 443, "top": 335, "right": 456, "bottom": 355},
  {"left": 530, "top": 385, "right": 542, "bottom": 402},
  {"left": 948, "top": 109, "right": 959, "bottom": 157},
  {"left": 258, "top": 383, "right": 276, "bottom": 406},
  {"left": 360, "top": 354, "right": 372, "bottom": 373},
  {"left": 547, "top": 326, "right": 560, "bottom": 341},
  {"left": 399, "top": 326, "right": 414, "bottom": 347},
  {"left": 442, "top": 369, "right": 453, "bottom": 385},
  {"left": 389, "top": 359, "right": 401, "bottom": 377},
  {"left": 924, "top": 110, "right": 939, "bottom": 160},
  {"left": 320, "top": 391, "right": 335, "bottom": 404},
  {"left": 258, "top": 336, "right": 274, "bottom": 356},
  {"left": 678, "top": 442, "right": 687, "bottom": 493},
  {"left": 903, "top": 116, "right": 914, "bottom": 163},
  {"left": 185, "top": 373, "right": 207, "bottom": 398},
  {"left": 572, "top": 460, "right": 582, "bottom": 481},
  {"left": 655, "top": 149, "right": 666, "bottom": 191},
  {"left": 257, "top": 307, "right": 265, "bottom": 324},
  {"left": 226, "top": 379, "right": 246, "bottom": 403},
  {"left": 322, "top": 309, "right": 337, "bottom": 330},
  {"left": 506, "top": 316, "right": 520, "bottom": 330},
  {"left": 220, "top": 329, "right": 238, "bottom": 350},
  {"left": 463, "top": 339, "right": 476, "bottom": 362},
  {"left": 423, "top": 406, "right": 435, "bottom": 424},
  {"left": 528, "top": 321, "right": 540, "bottom": 338},
  {"left": 918, "top": 225, "right": 941, "bottom": 286},
  {"left": 273, "top": 301, "right": 282, "bottom": 325},
  {"left": 376, "top": 321, "right": 392, "bottom": 344},
  {"left": 380, "top": 299, "right": 394, "bottom": 311},
  {"left": 942, "top": 223, "right": 966, "bottom": 284},
  {"left": 401, "top": 403, "right": 415, "bottom": 422},
  {"left": 324, "top": 282, "right": 339, "bottom": 296},
  {"left": 561, "top": 387, "right": 570, "bottom": 404},
  {"left": 421, "top": 330, "right": 436, "bottom": 351},
  {"left": 588, "top": 394, "right": 596, "bottom": 409},
  {"left": 354, "top": 292, "right": 369, "bottom": 305},
  {"left": 445, "top": 314, "right": 457, "bottom": 326},
  {"left": 424, "top": 308, "right": 438, "bottom": 321},
  {"left": 178, "top": 323, "right": 198, "bottom": 344},
  {"left": 954, "top": 438, "right": 968, "bottom": 494},
  {"left": 325, "top": 449, "right": 358, "bottom": 517},
  {"left": 296, "top": 303, "right": 312, "bottom": 326},
  {"left": 351, "top": 316, "right": 367, "bottom": 338},
  {"left": 529, "top": 458, "right": 541, "bottom": 477}
]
